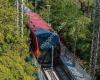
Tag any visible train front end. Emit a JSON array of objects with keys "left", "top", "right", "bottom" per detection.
[{"left": 35, "top": 29, "right": 60, "bottom": 67}]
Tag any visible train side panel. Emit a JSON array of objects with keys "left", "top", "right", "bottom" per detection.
[{"left": 30, "top": 32, "right": 40, "bottom": 58}]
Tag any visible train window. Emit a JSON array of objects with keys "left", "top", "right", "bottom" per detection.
[
  {"left": 30, "top": 33, "right": 35, "bottom": 51},
  {"left": 30, "top": 38, "right": 34, "bottom": 51}
]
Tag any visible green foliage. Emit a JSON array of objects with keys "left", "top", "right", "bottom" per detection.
[
  {"left": 0, "top": 0, "right": 38, "bottom": 80},
  {"left": 0, "top": 53, "right": 37, "bottom": 80}
]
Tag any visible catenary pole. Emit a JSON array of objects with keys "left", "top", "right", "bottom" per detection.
[
  {"left": 16, "top": 0, "right": 19, "bottom": 28},
  {"left": 51, "top": 46, "right": 54, "bottom": 70},
  {"left": 21, "top": 0, "right": 24, "bottom": 38}
]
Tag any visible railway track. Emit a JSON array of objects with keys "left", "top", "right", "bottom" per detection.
[
  {"left": 43, "top": 68, "right": 60, "bottom": 80},
  {"left": 41, "top": 59, "right": 74, "bottom": 80},
  {"left": 54, "top": 60, "right": 74, "bottom": 80},
  {"left": 54, "top": 66, "right": 71, "bottom": 80},
  {"left": 43, "top": 67, "right": 72, "bottom": 80}
]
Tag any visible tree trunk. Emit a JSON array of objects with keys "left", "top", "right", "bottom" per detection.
[{"left": 90, "top": 0, "right": 100, "bottom": 77}]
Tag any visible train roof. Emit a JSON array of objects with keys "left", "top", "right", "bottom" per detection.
[{"left": 26, "top": 12, "right": 52, "bottom": 30}]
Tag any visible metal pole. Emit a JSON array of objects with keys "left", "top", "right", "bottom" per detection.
[
  {"left": 73, "top": 30, "right": 77, "bottom": 66},
  {"left": 21, "top": 0, "right": 24, "bottom": 38},
  {"left": 47, "top": 5, "right": 51, "bottom": 24},
  {"left": 51, "top": 46, "right": 54, "bottom": 70},
  {"left": 34, "top": 0, "right": 37, "bottom": 12},
  {"left": 16, "top": 0, "right": 19, "bottom": 28}
]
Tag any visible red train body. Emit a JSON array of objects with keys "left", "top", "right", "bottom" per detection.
[{"left": 26, "top": 12, "right": 52, "bottom": 31}]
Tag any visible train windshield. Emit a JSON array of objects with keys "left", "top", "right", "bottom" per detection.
[
  {"left": 35, "top": 28, "right": 60, "bottom": 67},
  {"left": 36, "top": 30, "right": 59, "bottom": 50}
]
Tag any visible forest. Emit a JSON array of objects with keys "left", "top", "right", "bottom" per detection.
[
  {"left": 0, "top": 0, "right": 38, "bottom": 80},
  {"left": 0, "top": 0, "right": 100, "bottom": 80}
]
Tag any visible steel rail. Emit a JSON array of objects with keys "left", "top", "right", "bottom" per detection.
[{"left": 54, "top": 60, "right": 74, "bottom": 80}]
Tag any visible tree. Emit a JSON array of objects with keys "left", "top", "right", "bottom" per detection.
[{"left": 0, "top": 0, "right": 38, "bottom": 80}]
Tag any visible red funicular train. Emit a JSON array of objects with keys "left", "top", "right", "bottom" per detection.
[{"left": 26, "top": 12, "right": 60, "bottom": 67}]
